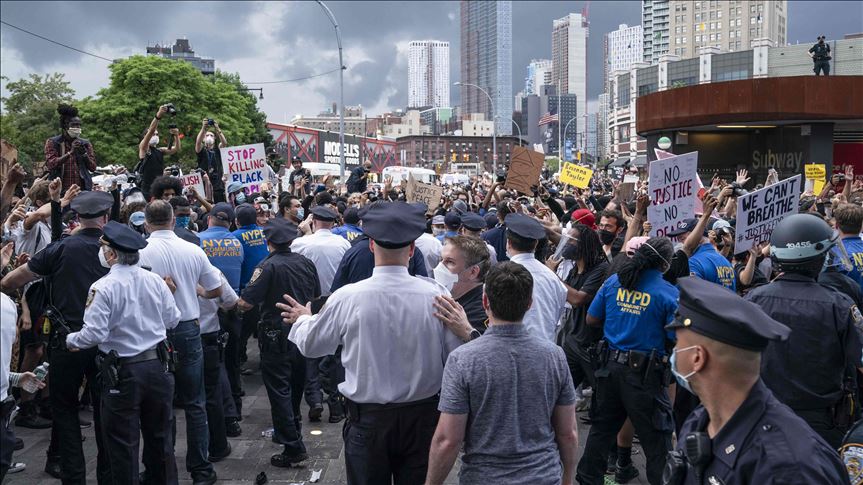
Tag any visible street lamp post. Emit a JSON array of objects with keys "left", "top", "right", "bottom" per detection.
[
  {"left": 454, "top": 82, "right": 497, "bottom": 175},
  {"left": 505, "top": 117, "right": 522, "bottom": 146},
  {"left": 315, "top": 0, "right": 346, "bottom": 179}
]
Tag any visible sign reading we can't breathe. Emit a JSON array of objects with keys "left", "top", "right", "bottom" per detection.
[{"left": 734, "top": 175, "right": 800, "bottom": 254}]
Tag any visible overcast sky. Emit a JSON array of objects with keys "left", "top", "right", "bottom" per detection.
[{"left": 1, "top": 1, "right": 859, "bottom": 122}]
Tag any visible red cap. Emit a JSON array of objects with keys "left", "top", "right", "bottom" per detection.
[{"left": 570, "top": 209, "right": 596, "bottom": 229}]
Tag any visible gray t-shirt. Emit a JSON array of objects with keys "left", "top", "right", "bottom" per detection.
[{"left": 439, "top": 323, "right": 576, "bottom": 484}]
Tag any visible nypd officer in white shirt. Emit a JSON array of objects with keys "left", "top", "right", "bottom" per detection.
[
  {"left": 280, "top": 201, "right": 463, "bottom": 485},
  {"left": 505, "top": 213, "right": 567, "bottom": 342},
  {"left": 66, "top": 221, "right": 181, "bottom": 484}
]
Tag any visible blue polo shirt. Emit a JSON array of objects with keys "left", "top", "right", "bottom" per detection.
[
  {"left": 199, "top": 226, "right": 244, "bottom": 292},
  {"left": 332, "top": 223, "right": 364, "bottom": 243},
  {"left": 835, "top": 235, "right": 863, "bottom": 288},
  {"left": 587, "top": 269, "right": 679, "bottom": 355},
  {"left": 232, "top": 224, "right": 269, "bottom": 289},
  {"left": 481, "top": 225, "right": 509, "bottom": 262},
  {"left": 689, "top": 242, "right": 736, "bottom": 292}
]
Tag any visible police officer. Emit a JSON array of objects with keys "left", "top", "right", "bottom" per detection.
[
  {"left": 237, "top": 217, "right": 320, "bottom": 467},
  {"left": 668, "top": 218, "right": 736, "bottom": 292},
  {"left": 66, "top": 222, "right": 181, "bottom": 484},
  {"left": 576, "top": 237, "right": 678, "bottom": 485},
  {"left": 809, "top": 35, "right": 832, "bottom": 76},
  {"left": 840, "top": 419, "right": 863, "bottom": 483},
  {"left": 460, "top": 212, "right": 498, "bottom": 263},
  {"left": 282, "top": 201, "right": 464, "bottom": 485},
  {"left": 663, "top": 277, "right": 850, "bottom": 485},
  {"left": 746, "top": 213, "right": 863, "bottom": 448},
  {"left": 0, "top": 191, "right": 114, "bottom": 482}
]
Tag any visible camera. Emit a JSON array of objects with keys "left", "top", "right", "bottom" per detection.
[
  {"left": 730, "top": 182, "right": 748, "bottom": 197},
  {"left": 168, "top": 123, "right": 177, "bottom": 130},
  {"left": 207, "top": 119, "right": 215, "bottom": 126},
  {"left": 167, "top": 165, "right": 180, "bottom": 177},
  {"left": 836, "top": 174, "right": 846, "bottom": 182},
  {"left": 164, "top": 103, "right": 177, "bottom": 116},
  {"left": 496, "top": 170, "right": 507, "bottom": 184}
]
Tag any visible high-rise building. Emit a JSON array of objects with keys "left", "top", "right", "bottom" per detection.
[
  {"left": 520, "top": 85, "right": 577, "bottom": 156},
  {"left": 552, "top": 13, "right": 588, "bottom": 150},
  {"left": 408, "top": 40, "right": 450, "bottom": 108},
  {"left": 605, "top": 24, "right": 643, "bottom": 92},
  {"left": 643, "top": 0, "right": 671, "bottom": 63},
  {"left": 146, "top": 38, "right": 215, "bottom": 74},
  {"left": 597, "top": 93, "right": 610, "bottom": 160},
  {"left": 585, "top": 112, "right": 598, "bottom": 161},
  {"left": 668, "top": 0, "right": 787, "bottom": 58},
  {"left": 525, "top": 58, "right": 553, "bottom": 95},
  {"left": 460, "top": 0, "right": 513, "bottom": 135}
]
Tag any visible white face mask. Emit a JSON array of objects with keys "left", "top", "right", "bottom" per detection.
[
  {"left": 67, "top": 127, "right": 82, "bottom": 138},
  {"left": 204, "top": 135, "right": 215, "bottom": 146},
  {"left": 149, "top": 135, "right": 159, "bottom": 146},
  {"left": 99, "top": 247, "right": 113, "bottom": 268},
  {"left": 433, "top": 262, "right": 460, "bottom": 292},
  {"left": 432, "top": 227, "right": 445, "bottom": 236}
]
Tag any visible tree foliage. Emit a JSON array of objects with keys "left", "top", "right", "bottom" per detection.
[
  {"left": 77, "top": 55, "right": 271, "bottom": 170},
  {"left": 0, "top": 74, "right": 76, "bottom": 170}
]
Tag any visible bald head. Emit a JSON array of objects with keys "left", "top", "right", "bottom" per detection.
[{"left": 675, "top": 329, "right": 761, "bottom": 389}]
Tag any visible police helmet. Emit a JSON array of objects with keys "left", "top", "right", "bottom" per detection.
[{"left": 769, "top": 213, "right": 837, "bottom": 262}]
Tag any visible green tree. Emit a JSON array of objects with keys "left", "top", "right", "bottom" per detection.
[
  {"left": 0, "top": 73, "right": 76, "bottom": 170},
  {"left": 545, "top": 157, "right": 560, "bottom": 173},
  {"left": 78, "top": 55, "right": 271, "bottom": 170}
]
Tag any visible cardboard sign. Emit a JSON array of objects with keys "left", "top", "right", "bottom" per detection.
[
  {"left": 734, "top": 175, "right": 801, "bottom": 254},
  {"left": 505, "top": 146, "right": 545, "bottom": 195},
  {"left": 560, "top": 163, "right": 593, "bottom": 189},
  {"left": 648, "top": 151, "right": 699, "bottom": 237},
  {"left": 405, "top": 173, "right": 443, "bottom": 213},
  {"left": 221, "top": 143, "right": 267, "bottom": 193},
  {"left": 180, "top": 172, "right": 206, "bottom": 198}
]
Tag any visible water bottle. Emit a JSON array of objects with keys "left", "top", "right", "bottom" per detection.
[
  {"left": 261, "top": 428, "right": 274, "bottom": 439},
  {"left": 24, "top": 362, "right": 49, "bottom": 393}
]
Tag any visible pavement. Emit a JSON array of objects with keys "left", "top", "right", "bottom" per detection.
[{"left": 6, "top": 344, "right": 649, "bottom": 484}]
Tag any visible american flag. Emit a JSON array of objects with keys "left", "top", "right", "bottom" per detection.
[{"left": 538, "top": 112, "right": 559, "bottom": 126}]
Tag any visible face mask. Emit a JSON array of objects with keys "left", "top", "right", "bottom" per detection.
[
  {"left": 598, "top": 229, "right": 616, "bottom": 245},
  {"left": 175, "top": 216, "right": 190, "bottom": 229},
  {"left": 235, "top": 192, "right": 246, "bottom": 204},
  {"left": 67, "top": 127, "right": 82, "bottom": 138},
  {"left": 432, "top": 227, "right": 445, "bottom": 236},
  {"left": 99, "top": 247, "right": 112, "bottom": 269},
  {"left": 295, "top": 207, "right": 304, "bottom": 220},
  {"left": 561, "top": 244, "right": 580, "bottom": 260},
  {"left": 149, "top": 135, "right": 159, "bottom": 146},
  {"left": 670, "top": 346, "right": 698, "bottom": 395},
  {"left": 205, "top": 135, "right": 215, "bottom": 146},
  {"left": 433, "top": 262, "right": 460, "bottom": 292}
]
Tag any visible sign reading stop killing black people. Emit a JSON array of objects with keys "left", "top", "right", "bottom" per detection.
[
  {"left": 648, "top": 151, "right": 699, "bottom": 237},
  {"left": 734, "top": 175, "right": 801, "bottom": 254}
]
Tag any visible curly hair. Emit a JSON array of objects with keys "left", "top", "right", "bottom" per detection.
[{"left": 57, "top": 103, "right": 80, "bottom": 129}]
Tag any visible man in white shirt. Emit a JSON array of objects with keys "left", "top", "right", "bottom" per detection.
[
  {"left": 281, "top": 201, "right": 463, "bottom": 485},
  {"left": 415, "top": 230, "right": 443, "bottom": 271},
  {"left": 504, "top": 213, "right": 567, "bottom": 342},
  {"left": 139, "top": 200, "right": 222, "bottom": 485}
]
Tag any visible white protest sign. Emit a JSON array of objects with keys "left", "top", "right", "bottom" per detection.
[
  {"left": 648, "top": 151, "right": 699, "bottom": 237},
  {"left": 221, "top": 143, "right": 267, "bottom": 193},
  {"left": 180, "top": 172, "right": 206, "bottom": 198},
  {"left": 734, "top": 175, "right": 801, "bottom": 254}
]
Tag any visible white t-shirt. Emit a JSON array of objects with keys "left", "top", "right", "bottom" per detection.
[{"left": 1, "top": 293, "right": 19, "bottom": 400}]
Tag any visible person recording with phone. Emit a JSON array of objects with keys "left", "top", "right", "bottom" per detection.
[
  {"left": 138, "top": 104, "right": 182, "bottom": 201},
  {"left": 196, "top": 118, "right": 228, "bottom": 203},
  {"left": 44, "top": 104, "right": 96, "bottom": 193}
]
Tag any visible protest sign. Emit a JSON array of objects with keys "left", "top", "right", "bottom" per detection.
[
  {"left": 648, "top": 151, "right": 699, "bottom": 237},
  {"left": 180, "top": 172, "right": 206, "bottom": 198},
  {"left": 560, "top": 163, "right": 593, "bottom": 189},
  {"left": 734, "top": 175, "right": 801, "bottom": 254},
  {"left": 505, "top": 146, "right": 545, "bottom": 195},
  {"left": 623, "top": 173, "right": 639, "bottom": 184},
  {"left": 221, "top": 143, "right": 267, "bottom": 193},
  {"left": 405, "top": 173, "right": 443, "bottom": 213},
  {"left": 805, "top": 164, "right": 826, "bottom": 195}
]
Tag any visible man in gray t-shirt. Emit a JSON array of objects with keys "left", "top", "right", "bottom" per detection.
[{"left": 426, "top": 262, "right": 578, "bottom": 485}]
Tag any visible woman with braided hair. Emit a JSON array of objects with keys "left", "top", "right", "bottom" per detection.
[
  {"left": 44, "top": 104, "right": 96, "bottom": 192},
  {"left": 576, "top": 236, "right": 679, "bottom": 485}
]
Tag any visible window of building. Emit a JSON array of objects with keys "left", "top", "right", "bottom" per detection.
[
  {"left": 717, "top": 32, "right": 722, "bottom": 40},
  {"left": 681, "top": 4, "right": 687, "bottom": 11},
  {"left": 695, "top": 1, "right": 701, "bottom": 8},
  {"left": 683, "top": 36, "right": 687, "bottom": 44},
  {"left": 675, "top": 3, "right": 681, "bottom": 11},
  {"left": 737, "top": 7, "right": 742, "bottom": 15},
  {"left": 710, "top": 10, "right": 716, "bottom": 19},
  {"left": 729, "top": 41, "right": 735, "bottom": 50},
  {"left": 710, "top": 33, "right": 715, "bottom": 41},
  {"left": 718, "top": 9, "right": 722, "bottom": 18},
  {"left": 757, "top": 4, "right": 763, "bottom": 12},
  {"left": 675, "top": 26, "right": 681, "bottom": 34},
  {"left": 750, "top": 27, "right": 755, "bottom": 36},
  {"left": 750, "top": 4, "right": 756, "bottom": 13},
  {"left": 682, "top": 25, "right": 687, "bottom": 33},
  {"left": 717, "top": 22, "right": 722, "bottom": 30},
  {"left": 695, "top": 12, "right": 702, "bottom": 21},
  {"left": 750, "top": 16, "right": 756, "bottom": 24}
]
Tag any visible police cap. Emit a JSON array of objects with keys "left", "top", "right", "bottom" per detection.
[
  {"left": 665, "top": 218, "right": 699, "bottom": 237},
  {"left": 444, "top": 211, "right": 462, "bottom": 229},
  {"left": 666, "top": 277, "right": 790, "bottom": 351},
  {"left": 70, "top": 191, "right": 113, "bottom": 219},
  {"left": 310, "top": 205, "right": 338, "bottom": 222},
  {"left": 263, "top": 217, "right": 300, "bottom": 245},
  {"left": 101, "top": 221, "right": 147, "bottom": 252},
  {"left": 235, "top": 203, "right": 257, "bottom": 226},
  {"left": 361, "top": 201, "right": 426, "bottom": 249},
  {"left": 211, "top": 202, "right": 235, "bottom": 223},
  {"left": 504, "top": 213, "right": 545, "bottom": 240},
  {"left": 461, "top": 213, "right": 486, "bottom": 232}
]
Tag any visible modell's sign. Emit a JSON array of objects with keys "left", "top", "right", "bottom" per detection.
[{"left": 321, "top": 131, "right": 360, "bottom": 166}]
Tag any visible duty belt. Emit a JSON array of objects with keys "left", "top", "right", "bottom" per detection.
[
  {"left": 99, "top": 348, "right": 160, "bottom": 365},
  {"left": 608, "top": 348, "right": 667, "bottom": 371}
]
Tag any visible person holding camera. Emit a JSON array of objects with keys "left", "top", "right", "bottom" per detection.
[
  {"left": 138, "top": 105, "right": 181, "bottom": 201},
  {"left": 809, "top": 35, "right": 832, "bottom": 76},
  {"left": 44, "top": 104, "right": 96, "bottom": 193},
  {"left": 196, "top": 119, "right": 228, "bottom": 203},
  {"left": 346, "top": 161, "right": 372, "bottom": 194}
]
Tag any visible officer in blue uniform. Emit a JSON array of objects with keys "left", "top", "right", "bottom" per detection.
[
  {"left": 237, "top": 218, "right": 320, "bottom": 467},
  {"left": 0, "top": 191, "right": 114, "bottom": 482},
  {"left": 668, "top": 218, "right": 736, "bottom": 292},
  {"left": 663, "top": 277, "right": 850, "bottom": 485},
  {"left": 576, "top": 237, "right": 679, "bottom": 485},
  {"left": 66, "top": 222, "right": 180, "bottom": 485},
  {"left": 331, "top": 207, "right": 363, "bottom": 242},
  {"left": 435, "top": 211, "right": 461, "bottom": 242},
  {"left": 746, "top": 213, "right": 863, "bottom": 448},
  {"left": 481, "top": 202, "right": 510, "bottom": 262}
]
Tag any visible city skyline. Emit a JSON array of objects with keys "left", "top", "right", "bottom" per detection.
[
  {"left": 1, "top": 1, "right": 859, "bottom": 124},
  {"left": 407, "top": 40, "right": 450, "bottom": 109}
]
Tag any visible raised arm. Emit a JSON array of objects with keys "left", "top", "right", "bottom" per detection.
[
  {"left": 195, "top": 118, "right": 208, "bottom": 153},
  {"left": 214, "top": 120, "right": 227, "bottom": 147},
  {"left": 139, "top": 105, "right": 167, "bottom": 159},
  {"left": 681, "top": 194, "right": 718, "bottom": 257},
  {"left": 162, "top": 126, "right": 181, "bottom": 156}
]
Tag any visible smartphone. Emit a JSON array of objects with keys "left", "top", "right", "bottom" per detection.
[{"left": 697, "top": 188, "right": 707, "bottom": 200}]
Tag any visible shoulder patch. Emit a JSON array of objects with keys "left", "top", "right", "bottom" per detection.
[
  {"left": 249, "top": 267, "right": 263, "bottom": 284},
  {"left": 85, "top": 288, "right": 97, "bottom": 309},
  {"left": 852, "top": 305, "right": 863, "bottom": 331}
]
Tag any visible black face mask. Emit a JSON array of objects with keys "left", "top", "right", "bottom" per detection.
[
  {"left": 561, "top": 244, "right": 580, "bottom": 260},
  {"left": 598, "top": 230, "right": 616, "bottom": 245}
]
